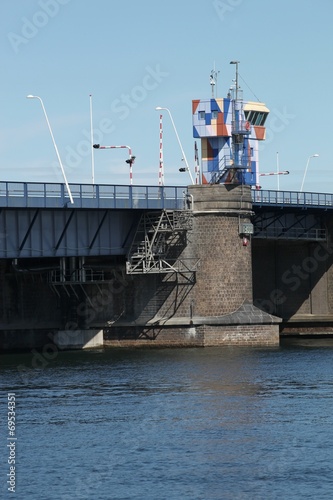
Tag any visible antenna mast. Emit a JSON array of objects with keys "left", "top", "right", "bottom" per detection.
[
  {"left": 210, "top": 64, "right": 220, "bottom": 98},
  {"left": 230, "top": 60, "right": 240, "bottom": 101}
]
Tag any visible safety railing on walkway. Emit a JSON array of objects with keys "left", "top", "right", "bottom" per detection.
[
  {"left": 0, "top": 182, "right": 188, "bottom": 210},
  {"left": 1, "top": 181, "right": 333, "bottom": 210},
  {"left": 252, "top": 189, "right": 333, "bottom": 209}
]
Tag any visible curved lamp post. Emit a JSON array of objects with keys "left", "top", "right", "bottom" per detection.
[
  {"left": 155, "top": 107, "right": 194, "bottom": 185},
  {"left": 300, "top": 154, "right": 319, "bottom": 193},
  {"left": 26, "top": 95, "right": 74, "bottom": 204}
]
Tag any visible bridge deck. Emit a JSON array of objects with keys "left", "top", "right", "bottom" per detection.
[{"left": 1, "top": 182, "right": 333, "bottom": 259}]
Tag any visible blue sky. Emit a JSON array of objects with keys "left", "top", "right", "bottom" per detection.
[{"left": 1, "top": 0, "right": 332, "bottom": 192}]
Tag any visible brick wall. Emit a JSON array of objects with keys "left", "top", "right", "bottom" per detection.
[
  {"left": 104, "top": 325, "right": 203, "bottom": 347},
  {"left": 201, "top": 324, "right": 279, "bottom": 346},
  {"left": 191, "top": 213, "right": 253, "bottom": 316},
  {"left": 104, "top": 323, "right": 279, "bottom": 347}
]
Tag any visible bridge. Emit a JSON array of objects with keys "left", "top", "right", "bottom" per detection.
[
  {"left": 0, "top": 181, "right": 331, "bottom": 259},
  {"left": 1, "top": 181, "right": 333, "bottom": 351}
]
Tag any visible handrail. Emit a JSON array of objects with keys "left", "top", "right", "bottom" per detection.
[
  {"left": 1, "top": 181, "right": 333, "bottom": 210},
  {"left": 252, "top": 189, "right": 333, "bottom": 209},
  {"left": 0, "top": 181, "right": 188, "bottom": 210}
]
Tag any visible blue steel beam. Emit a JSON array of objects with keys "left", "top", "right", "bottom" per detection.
[
  {"left": 89, "top": 211, "right": 108, "bottom": 250},
  {"left": 55, "top": 211, "right": 75, "bottom": 251},
  {"left": 0, "top": 208, "right": 143, "bottom": 258},
  {"left": 19, "top": 209, "right": 39, "bottom": 251}
]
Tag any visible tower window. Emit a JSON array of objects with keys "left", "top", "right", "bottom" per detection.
[
  {"left": 245, "top": 110, "right": 268, "bottom": 126},
  {"left": 198, "top": 111, "right": 205, "bottom": 120},
  {"left": 211, "top": 110, "right": 218, "bottom": 119}
]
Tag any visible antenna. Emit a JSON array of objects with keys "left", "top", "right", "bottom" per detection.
[
  {"left": 230, "top": 61, "right": 240, "bottom": 100},
  {"left": 210, "top": 63, "right": 220, "bottom": 98}
]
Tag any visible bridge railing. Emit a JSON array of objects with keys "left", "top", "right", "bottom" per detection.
[
  {"left": 0, "top": 182, "right": 188, "bottom": 210},
  {"left": 252, "top": 189, "right": 333, "bottom": 208},
  {"left": 2, "top": 181, "right": 333, "bottom": 210}
]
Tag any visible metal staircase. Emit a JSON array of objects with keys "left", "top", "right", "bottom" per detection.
[
  {"left": 210, "top": 155, "right": 233, "bottom": 184},
  {"left": 210, "top": 154, "right": 251, "bottom": 185},
  {"left": 126, "top": 210, "right": 197, "bottom": 274}
]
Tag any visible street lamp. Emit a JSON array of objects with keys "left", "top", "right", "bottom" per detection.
[
  {"left": 26, "top": 95, "right": 74, "bottom": 204},
  {"left": 300, "top": 154, "right": 319, "bottom": 192},
  {"left": 155, "top": 106, "right": 194, "bottom": 184}
]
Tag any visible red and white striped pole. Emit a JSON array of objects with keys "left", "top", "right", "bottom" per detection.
[
  {"left": 127, "top": 147, "right": 134, "bottom": 185},
  {"left": 158, "top": 114, "right": 164, "bottom": 186},
  {"left": 93, "top": 144, "right": 135, "bottom": 185},
  {"left": 194, "top": 141, "right": 200, "bottom": 184}
]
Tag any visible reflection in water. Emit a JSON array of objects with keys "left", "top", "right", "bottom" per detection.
[{"left": 1, "top": 345, "right": 333, "bottom": 499}]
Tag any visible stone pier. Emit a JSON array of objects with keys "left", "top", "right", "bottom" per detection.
[{"left": 107, "top": 183, "right": 280, "bottom": 347}]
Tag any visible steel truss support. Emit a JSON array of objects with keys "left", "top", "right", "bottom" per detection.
[
  {"left": 126, "top": 210, "right": 198, "bottom": 274},
  {"left": 253, "top": 211, "right": 326, "bottom": 240}
]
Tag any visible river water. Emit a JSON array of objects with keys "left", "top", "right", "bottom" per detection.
[{"left": 1, "top": 341, "right": 333, "bottom": 499}]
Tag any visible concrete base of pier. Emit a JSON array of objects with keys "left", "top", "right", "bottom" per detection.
[
  {"left": 0, "top": 328, "right": 104, "bottom": 352},
  {"left": 53, "top": 329, "right": 104, "bottom": 350},
  {"left": 104, "top": 303, "right": 281, "bottom": 348},
  {"left": 280, "top": 314, "right": 333, "bottom": 338}
]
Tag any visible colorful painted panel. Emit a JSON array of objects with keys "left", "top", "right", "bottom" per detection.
[{"left": 192, "top": 96, "right": 269, "bottom": 186}]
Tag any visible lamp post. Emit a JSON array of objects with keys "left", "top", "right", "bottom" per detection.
[
  {"left": 155, "top": 107, "right": 194, "bottom": 184},
  {"left": 89, "top": 94, "right": 95, "bottom": 185},
  {"left": 300, "top": 154, "right": 319, "bottom": 192},
  {"left": 26, "top": 95, "right": 74, "bottom": 204}
]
